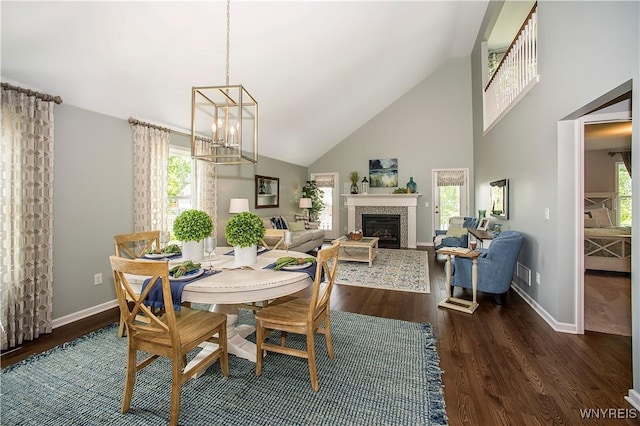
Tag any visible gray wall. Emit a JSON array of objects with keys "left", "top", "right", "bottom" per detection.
[
  {"left": 52, "top": 106, "right": 307, "bottom": 319},
  {"left": 472, "top": 0, "right": 639, "bottom": 401},
  {"left": 309, "top": 56, "right": 474, "bottom": 243},
  {"left": 472, "top": 0, "right": 638, "bottom": 322},
  {"left": 584, "top": 150, "right": 622, "bottom": 192}
]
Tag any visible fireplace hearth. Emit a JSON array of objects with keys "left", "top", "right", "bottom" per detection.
[{"left": 362, "top": 214, "right": 401, "bottom": 249}]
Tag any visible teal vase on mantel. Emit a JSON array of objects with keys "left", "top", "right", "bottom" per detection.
[
  {"left": 406, "top": 177, "right": 417, "bottom": 194},
  {"left": 478, "top": 210, "right": 486, "bottom": 219}
]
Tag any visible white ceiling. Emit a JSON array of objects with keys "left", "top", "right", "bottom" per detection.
[{"left": 1, "top": 1, "right": 488, "bottom": 166}]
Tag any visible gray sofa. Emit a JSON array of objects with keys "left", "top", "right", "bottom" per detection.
[{"left": 261, "top": 214, "right": 325, "bottom": 253}]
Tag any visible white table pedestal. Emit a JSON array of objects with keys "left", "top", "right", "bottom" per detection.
[{"left": 185, "top": 304, "right": 257, "bottom": 378}]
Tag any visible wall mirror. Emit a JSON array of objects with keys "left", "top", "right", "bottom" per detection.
[
  {"left": 490, "top": 179, "right": 509, "bottom": 220},
  {"left": 255, "top": 175, "right": 279, "bottom": 208}
]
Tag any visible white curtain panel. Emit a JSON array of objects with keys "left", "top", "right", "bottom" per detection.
[
  {"left": 131, "top": 124, "right": 170, "bottom": 233},
  {"left": 194, "top": 139, "right": 217, "bottom": 234},
  {"left": 1, "top": 86, "right": 56, "bottom": 350}
]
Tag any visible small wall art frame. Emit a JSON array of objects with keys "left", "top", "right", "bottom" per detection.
[{"left": 490, "top": 178, "right": 509, "bottom": 220}]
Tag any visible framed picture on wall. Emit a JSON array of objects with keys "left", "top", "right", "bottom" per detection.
[{"left": 477, "top": 218, "right": 489, "bottom": 231}]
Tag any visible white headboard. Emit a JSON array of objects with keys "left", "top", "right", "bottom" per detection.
[
  {"left": 584, "top": 192, "right": 618, "bottom": 226},
  {"left": 585, "top": 192, "right": 616, "bottom": 209}
]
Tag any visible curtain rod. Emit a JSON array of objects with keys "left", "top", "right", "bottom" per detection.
[
  {"left": 608, "top": 149, "right": 631, "bottom": 157},
  {"left": 128, "top": 117, "right": 211, "bottom": 142},
  {"left": 1, "top": 82, "right": 63, "bottom": 104}
]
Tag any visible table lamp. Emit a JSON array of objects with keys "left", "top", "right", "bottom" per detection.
[
  {"left": 299, "top": 197, "right": 312, "bottom": 221},
  {"left": 229, "top": 198, "right": 249, "bottom": 214}
]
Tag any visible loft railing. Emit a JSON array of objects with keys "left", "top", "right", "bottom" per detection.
[{"left": 484, "top": 3, "right": 539, "bottom": 132}]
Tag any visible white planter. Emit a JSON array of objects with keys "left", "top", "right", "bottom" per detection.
[
  {"left": 234, "top": 244, "right": 257, "bottom": 267},
  {"left": 182, "top": 240, "right": 204, "bottom": 261}
]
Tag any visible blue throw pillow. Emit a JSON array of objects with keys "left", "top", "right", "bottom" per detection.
[
  {"left": 271, "top": 216, "right": 288, "bottom": 230},
  {"left": 463, "top": 217, "right": 478, "bottom": 228}
]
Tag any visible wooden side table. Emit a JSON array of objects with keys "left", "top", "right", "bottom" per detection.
[
  {"left": 467, "top": 227, "right": 494, "bottom": 248},
  {"left": 437, "top": 247, "right": 481, "bottom": 314}
]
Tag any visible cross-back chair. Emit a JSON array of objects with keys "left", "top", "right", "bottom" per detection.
[
  {"left": 109, "top": 256, "right": 228, "bottom": 426},
  {"left": 114, "top": 230, "right": 161, "bottom": 259},
  {"left": 254, "top": 241, "right": 340, "bottom": 391},
  {"left": 261, "top": 228, "right": 286, "bottom": 250},
  {"left": 113, "top": 231, "right": 162, "bottom": 337}
]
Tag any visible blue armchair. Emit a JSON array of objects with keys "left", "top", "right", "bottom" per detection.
[
  {"left": 450, "top": 230, "right": 524, "bottom": 304},
  {"left": 433, "top": 217, "right": 478, "bottom": 253}
]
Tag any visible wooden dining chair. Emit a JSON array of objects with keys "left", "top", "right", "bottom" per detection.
[
  {"left": 254, "top": 241, "right": 340, "bottom": 391},
  {"left": 109, "top": 256, "right": 229, "bottom": 426},
  {"left": 114, "top": 230, "right": 161, "bottom": 259},
  {"left": 113, "top": 231, "right": 162, "bottom": 337},
  {"left": 261, "top": 228, "right": 286, "bottom": 250}
]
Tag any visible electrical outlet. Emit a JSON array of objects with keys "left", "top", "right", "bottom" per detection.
[
  {"left": 536, "top": 272, "right": 540, "bottom": 285},
  {"left": 544, "top": 208, "right": 550, "bottom": 220},
  {"left": 94, "top": 273, "right": 103, "bottom": 286}
]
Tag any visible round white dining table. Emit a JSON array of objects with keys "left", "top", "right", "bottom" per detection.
[{"left": 128, "top": 247, "right": 314, "bottom": 372}]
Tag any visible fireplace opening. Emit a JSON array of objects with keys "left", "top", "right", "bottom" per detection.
[{"left": 362, "top": 214, "right": 401, "bottom": 249}]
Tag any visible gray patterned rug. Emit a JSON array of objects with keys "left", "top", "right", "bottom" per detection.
[
  {"left": 336, "top": 249, "right": 430, "bottom": 293},
  {"left": 1, "top": 310, "right": 446, "bottom": 425}
]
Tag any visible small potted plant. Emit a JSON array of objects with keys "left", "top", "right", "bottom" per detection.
[
  {"left": 349, "top": 171, "right": 359, "bottom": 194},
  {"left": 173, "top": 209, "right": 213, "bottom": 260},
  {"left": 224, "top": 211, "right": 266, "bottom": 266}
]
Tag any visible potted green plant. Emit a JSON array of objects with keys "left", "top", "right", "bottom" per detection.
[
  {"left": 349, "top": 171, "right": 359, "bottom": 194},
  {"left": 224, "top": 211, "right": 266, "bottom": 266},
  {"left": 173, "top": 209, "right": 213, "bottom": 260},
  {"left": 302, "top": 180, "right": 324, "bottom": 221}
]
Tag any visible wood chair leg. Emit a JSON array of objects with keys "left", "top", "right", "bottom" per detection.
[
  {"left": 324, "top": 316, "right": 335, "bottom": 359},
  {"left": 218, "top": 325, "right": 229, "bottom": 377},
  {"left": 121, "top": 346, "right": 137, "bottom": 413},
  {"left": 255, "top": 322, "right": 264, "bottom": 377},
  {"left": 306, "top": 332, "right": 319, "bottom": 392},
  {"left": 170, "top": 357, "right": 183, "bottom": 426}
]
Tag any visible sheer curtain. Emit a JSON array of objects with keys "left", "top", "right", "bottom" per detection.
[
  {"left": 194, "top": 138, "right": 218, "bottom": 234},
  {"left": 1, "top": 84, "right": 60, "bottom": 350},
  {"left": 130, "top": 122, "right": 170, "bottom": 233}
]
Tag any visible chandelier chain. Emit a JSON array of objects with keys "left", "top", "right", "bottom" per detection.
[{"left": 225, "top": 0, "right": 230, "bottom": 86}]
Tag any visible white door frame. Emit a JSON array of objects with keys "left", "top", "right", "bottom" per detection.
[
  {"left": 575, "top": 111, "right": 631, "bottom": 334},
  {"left": 311, "top": 172, "right": 339, "bottom": 240},
  {"left": 431, "top": 168, "right": 470, "bottom": 235}
]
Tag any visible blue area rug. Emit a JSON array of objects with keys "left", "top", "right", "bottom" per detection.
[
  {"left": 336, "top": 249, "right": 430, "bottom": 293},
  {"left": 1, "top": 310, "right": 446, "bottom": 425}
]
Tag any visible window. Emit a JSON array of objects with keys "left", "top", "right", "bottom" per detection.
[
  {"left": 167, "top": 146, "right": 194, "bottom": 234},
  {"left": 617, "top": 162, "right": 632, "bottom": 226}
]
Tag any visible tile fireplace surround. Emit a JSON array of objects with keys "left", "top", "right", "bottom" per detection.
[{"left": 342, "top": 194, "right": 421, "bottom": 248}]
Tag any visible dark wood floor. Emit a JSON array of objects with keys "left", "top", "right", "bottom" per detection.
[{"left": 2, "top": 247, "right": 636, "bottom": 425}]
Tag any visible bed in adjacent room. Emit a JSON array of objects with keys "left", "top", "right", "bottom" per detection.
[{"left": 584, "top": 192, "right": 631, "bottom": 273}]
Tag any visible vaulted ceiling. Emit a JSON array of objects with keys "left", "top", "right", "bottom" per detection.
[{"left": 2, "top": 1, "right": 488, "bottom": 166}]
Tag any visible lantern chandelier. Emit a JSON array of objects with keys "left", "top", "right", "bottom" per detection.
[{"left": 191, "top": 0, "right": 258, "bottom": 164}]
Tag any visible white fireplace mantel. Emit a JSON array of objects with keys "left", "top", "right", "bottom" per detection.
[{"left": 342, "top": 194, "right": 421, "bottom": 248}]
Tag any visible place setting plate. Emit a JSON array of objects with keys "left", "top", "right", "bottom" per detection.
[
  {"left": 282, "top": 262, "right": 312, "bottom": 271},
  {"left": 144, "top": 252, "right": 180, "bottom": 259},
  {"left": 169, "top": 268, "right": 204, "bottom": 281}
]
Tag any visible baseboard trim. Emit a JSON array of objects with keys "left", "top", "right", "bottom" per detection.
[
  {"left": 52, "top": 299, "right": 118, "bottom": 329},
  {"left": 511, "top": 284, "right": 577, "bottom": 334},
  {"left": 625, "top": 389, "right": 640, "bottom": 411}
]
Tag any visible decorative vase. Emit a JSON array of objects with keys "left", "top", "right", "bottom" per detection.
[
  {"left": 478, "top": 210, "right": 486, "bottom": 219},
  {"left": 406, "top": 177, "right": 417, "bottom": 194},
  {"left": 182, "top": 240, "right": 204, "bottom": 261},
  {"left": 350, "top": 182, "right": 359, "bottom": 194},
  {"left": 234, "top": 244, "right": 257, "bottom": 267}
]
